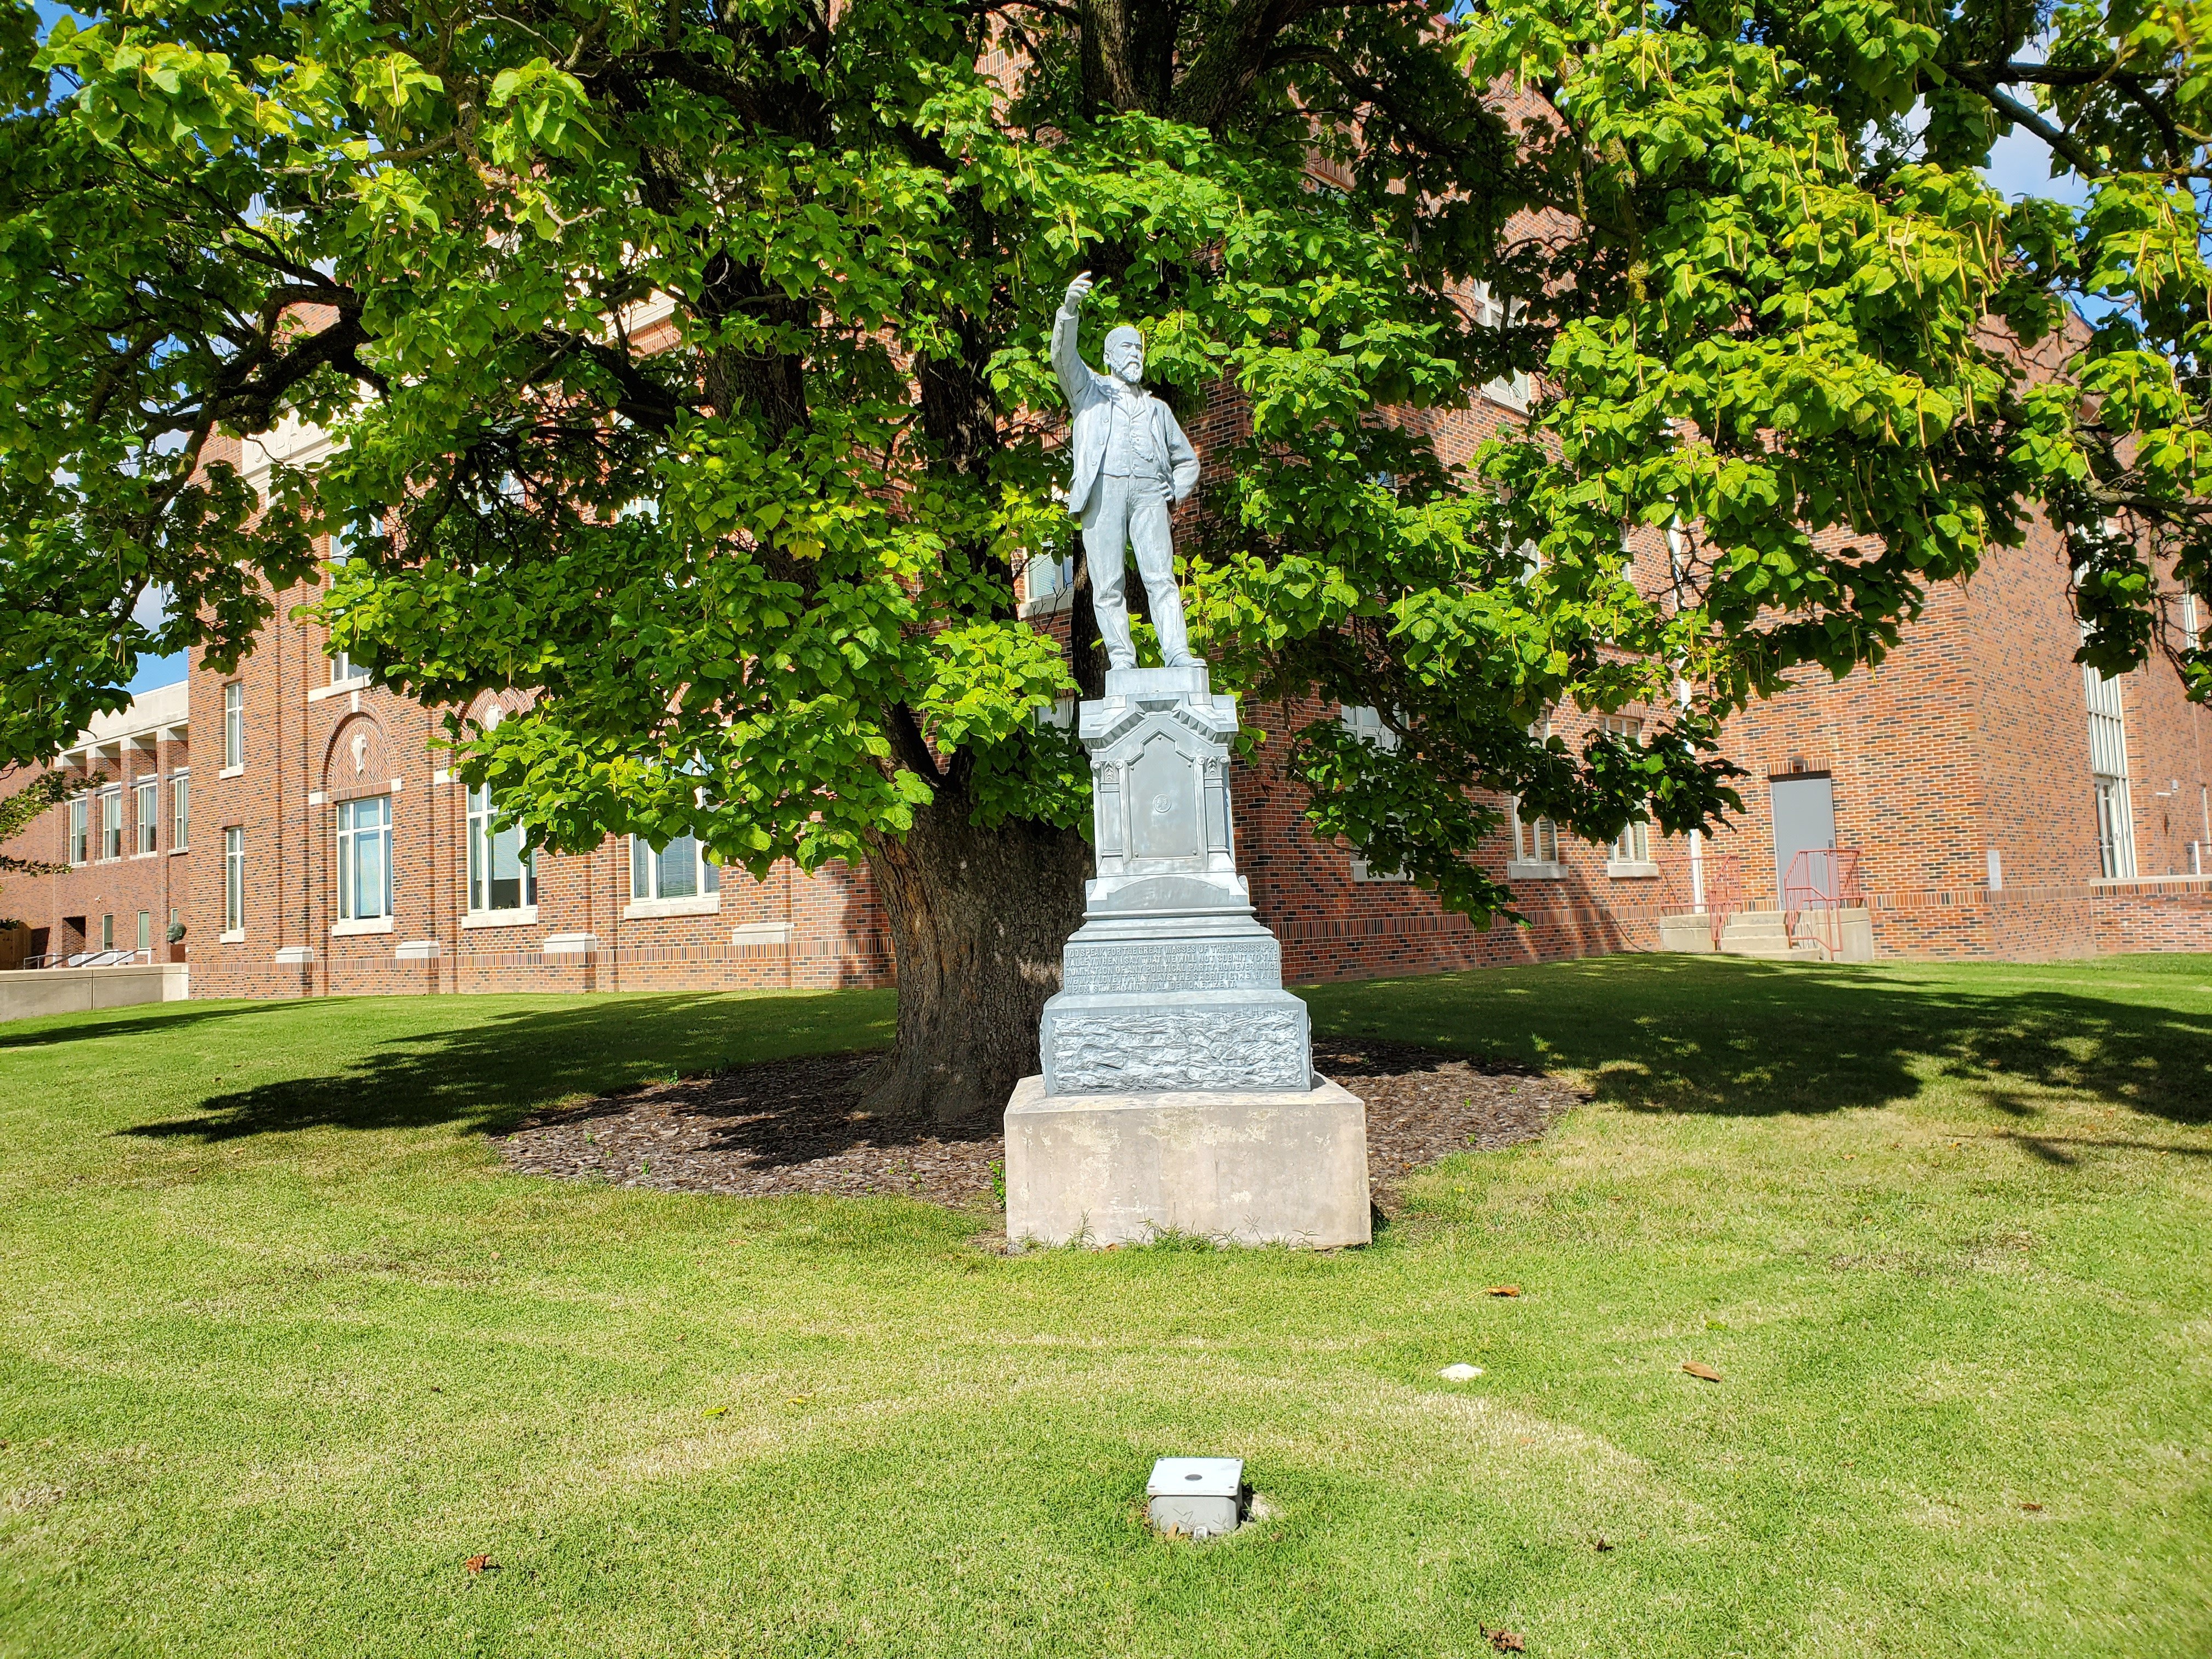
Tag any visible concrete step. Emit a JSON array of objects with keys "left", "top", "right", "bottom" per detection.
[{"left": 1659, "top": 907, "right": 1874, "bottom": 963}]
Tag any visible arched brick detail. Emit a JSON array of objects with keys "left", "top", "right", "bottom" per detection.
[{"left": 322, "top": 713, "right": 394, "bottom": 800}]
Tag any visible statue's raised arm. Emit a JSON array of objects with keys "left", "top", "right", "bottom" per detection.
[
  {"left": 1051, "top": 272, "right": 1098, "bottom": 410},
  {"left": 1048, "top": 272, "right": 1201, "bottom": 672}
]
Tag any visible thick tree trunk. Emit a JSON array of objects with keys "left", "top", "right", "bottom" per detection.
[{"left": 860, "top": 799, "right": 1092, "bottom": 1122}]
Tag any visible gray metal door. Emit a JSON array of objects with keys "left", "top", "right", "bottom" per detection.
[{"left": 1770, "top": 775, "right": 1836, "bottom": 906}]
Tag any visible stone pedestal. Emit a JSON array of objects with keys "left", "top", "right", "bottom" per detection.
[
  {"left": 1006, "top": 665, "right": 1370, "bottom": 1248},
  {"left": 1005, "top": 1075, "right": 1371, "bottom": 1246}
]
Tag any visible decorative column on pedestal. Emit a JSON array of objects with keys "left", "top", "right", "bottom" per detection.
[{"left": 1004, "top": 270, "right": 1368, "bottom": 1248}]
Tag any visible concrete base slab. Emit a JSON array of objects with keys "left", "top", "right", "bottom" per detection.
[{"left": 1003, "top": 1073, "right": 1370, "bottom": 1248}]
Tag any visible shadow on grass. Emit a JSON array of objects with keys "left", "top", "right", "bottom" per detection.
[
  {"left": 120, "top": 990, "right": 895, "bottom": 1146},
  {"left": 0, "top": 999, "right": 306, "bottom": 1051},
  {"left": 1302, "top": 954, "right": 2212, "bottom": 1126}
]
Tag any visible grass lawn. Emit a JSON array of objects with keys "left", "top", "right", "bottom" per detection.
[{"left": 1, "top": 955, "right": 2208, "bottom": 1657}]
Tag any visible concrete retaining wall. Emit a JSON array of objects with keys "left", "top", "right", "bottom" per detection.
[{"left": 0, "top": 963, "right": 188, "bottom": 1022}]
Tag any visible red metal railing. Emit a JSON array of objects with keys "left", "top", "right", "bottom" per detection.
[
  {"left": 1702, "top": 850, "right": 1742, "bottom": 950},
  {"left": 1782, "top": 848, "right": 1863, "bottom": 960}
]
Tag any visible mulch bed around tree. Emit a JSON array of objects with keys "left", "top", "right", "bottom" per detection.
[{"left": 494, "top": 1039, "right": 1584, "bottom": 1217}]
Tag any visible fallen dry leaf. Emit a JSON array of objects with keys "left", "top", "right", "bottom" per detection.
[
  {"left": 1486, "top": 1285, "right": 1521, "bottom": 1297},
  {"left": 2021, "top": 1502, "right": 2043, "bottom": 1512},
  {"left": 464, "top": 1555, "right": 495, "bottom": 1575},
  {"left": 1482, "top": 1626, "right": 1527, "bottom": 1652},
  {"left": 1592, "top": 1536, "right": 1613, "bottom": 1552},
  {"left": 1681, "top": 1361, "right": 1723, "bottom": 1382}
]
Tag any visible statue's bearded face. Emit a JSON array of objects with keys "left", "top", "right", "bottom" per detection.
[{"left": 1105, "top": 330, "right": 1144, "bottom": 383}]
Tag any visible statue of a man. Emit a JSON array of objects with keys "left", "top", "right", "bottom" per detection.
[{"left": 1052, "top": 272, "right": 1203, "bottom": 670}]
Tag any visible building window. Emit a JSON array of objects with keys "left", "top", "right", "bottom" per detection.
[
  {"left": 1470, "top": 281, "right": 1530, "bottom": 410},
  {"left": 68, "top": 795, "right": 87, "bottom": 865},
  {"left": 137, "top": 911, "right": 150, "bottom": 953},
  {"left": 1339, "top": 703, "right": 1401, "bottom": 752},
  {"left": 466, "top": 786, "right": 538, "bottom": 913},
  {"left": 171, "top": 774, "right": 189, "bottom": 849},
  {"left": 224, "top": 827, "right": 245, "bottom": 933},
  {"left": 330, "top": 650, "right": 369, "bottom": 687},
  {"left": 1601, "top": 715, "right": 1652, "bottom": 866},
  {"left": 1026, "top": 550, "right": 1076, "bottom": 606},
  {"left": 100, "top": 787, "right": 123, "bottom": 860},
  {"left": 630, "top": 833, "right": 719, "bottom": 901},
  {"left": 136, "top": 778, "right": 158, "bottom": 853},
  {"left": 1511, "top": 803, "right": 1560, "bottom": 867},
  {"left": 1339, "top": 705, "right": 1410, "bottom": 881},
  {"left": 223, "top": 682, "right": 244, "bottom": 768},
  {"left": 2084, "top": 664, "right": 2137, "bottom": 879},
  {"left": 2183, "top": 583, "right": 2202, "bottom": 650},
  {"left": 2095, "top": 778, "right": 2137, "bottom": 880},
  {"left": 336, "top": 794, "right": 393, "bottom": 922},
  {"left": 101, "top": 914, "right": 114, "bottom": 950}
]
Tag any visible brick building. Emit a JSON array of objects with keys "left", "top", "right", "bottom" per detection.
[{"left": 7, "top": 357, "right": 2211, "bottom": 995}]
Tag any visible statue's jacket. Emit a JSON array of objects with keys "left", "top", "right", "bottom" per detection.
[{"left": 1051, "top": 304, "right": 1202, "bottom": 518}]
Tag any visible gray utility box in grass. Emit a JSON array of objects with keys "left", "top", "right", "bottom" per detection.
[{"left": 1147, "top": 1457, "right": 1246, "bottom": 1539}]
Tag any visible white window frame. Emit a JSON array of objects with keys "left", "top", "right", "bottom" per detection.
[
  {"left": 1508, "top": 714, "right": 1565, "bottom": 878},
  {"left": 222, "top": 681, "right": 245, "bottom": 771},
  {"left": 135, "top": 778, "right": 159, "bottom": 854},
  {"left": 68, "top": 794, "right": 88, "bottom": 865},
  {"left": 99, "top": 786, "right": 123, "bottom": 861},
  {"left": 100, "top": 913, "right": 114, "bottom": 951},
  {"left": 2085, "top": 662, "right": 2136, "bottom": 879},
  {"left": 1600, "top": 715, "right": 1656, "bottom": 874},
  {"left": 335, "top": 794, "right": 394, "bottom": 924},
  {"left": 1020, "top": 548, "right": 1077, "bottom": 617},
  {"left": 1470, "top": 281, "right": 1531, "bottom": 410},
  {"left": 137, "top": 910, "right": 151, "bottom": 953},
  {"left": 2095, "top": 776, "right": 2137, "bottom": 881},
  {"left": 466, "top": 785, "right": 538, "bottom": 919},
  {"left": 330, "top": 648, "right": 369, "bottom": 687},
  {"left": 2182, "top": 583, "right": 2201, "bottom": 651},
  {"left": 1508, "top": 800, "right": 1562, "bottom": 877},
  {"left": 1339, "top": 705, "right": 1412, "bottom": 882},
  {"left": 171, "top": 772, "right": 189, "bottom": 850},
  {"left": 223, "top": 827, "right": 245, "bottom": 936},
  {"left": 626, "top": 832, "right": 721, "bottom": 916}
]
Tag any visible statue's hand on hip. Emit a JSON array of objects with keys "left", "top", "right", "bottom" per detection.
[{"left": 1063, "top": 271, "right": 1093, "bottom": 310}]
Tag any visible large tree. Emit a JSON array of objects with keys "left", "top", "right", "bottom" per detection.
[{"left": 3, "top": 0, "right": 2204, "bottom": 1115}]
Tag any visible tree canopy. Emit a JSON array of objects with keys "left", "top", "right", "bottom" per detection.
[{"left": 3, "top": 0, "right": 2206, "bottom": 1105}]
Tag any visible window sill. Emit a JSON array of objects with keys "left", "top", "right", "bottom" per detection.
[
  {"left": 170, "top": 845, "right": 190, "bottom": 856},
  {"left": 623, "top": 894, "right": 721, "bottom": 919},
  {"left": 330, "top": 917, "right": 393, "bottom": 937},
  {"left": 1506, "top": 860, "right": 1566, "bottom": 881},
  {"left": 1606, "top": 860, "right": 1660, "bottom": 879},
  {"left": 132, "top": 850, "right": 160, "bottom": 860},
  {"left": 1349, "top": 861, "right": 1412, "bottom": 884},
  {"left": 218, "top": 929, "right": 245, "bottom": 944},
  {"left": 306, "top": 679, "right": 369, "bottom": 703},
  {"left": 218, "top": 765, "right": 245, "bottom": 780},
  {"left": 1017, "top": 588, "right": 1074, "bottom": 620},
  {"left": 462, "top": 907, "right": 538, "bottom": 929},
  {"left": 1481, "top": 376, "right": 1531, "bottom": 412}
]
